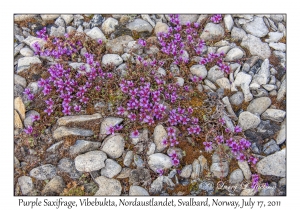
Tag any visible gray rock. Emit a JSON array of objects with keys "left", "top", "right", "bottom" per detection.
[
  {"left": 101, "top": 134, "right": 124, "bottom": 159},
  {"left": 259, "top": 183, "right": 276, "bottom": 196},
  {"left": 100, "top": 117, "right": 123, "bottom": 139},
  {"left": 69, "top": 140, "right": 101, "bottom": 156},
  {"left": 141, "top": 14, "right": 155, "bottom": 27},
  {"left": 252, "top": 88, "right": 269, "bottom": 97},
  {"left": 199, "top": 181, "right": 214, "bottom": 195},
  {"left": 41, "top": 15, "right": 59, "bottom": 21},
  {"left": 147, "top": 142, "right": 156, "bottom": 156},
  {"left": 278, "top": 178, "right": 286, "bottom": 187},
  {"left": 50, "top": 26, "right": 65, "bottom": 37},
  {"left": 42, "top": 176, "right": 65, "bottom": 195},
  {"left": 129, "top": 186, "right": 149, "bottom": 195},
  {"left": 231, "top": 27, "right": 247, "bottom": 41},
  {"left": 86, "top": 27, "right": 106, "bottom": 42},
  {"left": 18, "top": 176, "right": 33, "bottom": 195},
  {"left": 207, "top": 65, "right": 225, "bottom": 82},
  {"left": 204, "top": 79, "right": 216, "bottom": 90},
  {"left": 225, "top": 48, "right": 244, "bottom": 61},
  {"left": 154, "top": 22, "right": 169, "bottom": 35},
  {"left": 149, "top": 176, "right": 175, "bottom": 194},
  {"left": 190, "top": 65, "right": 207, "bottom": 78},
  {"left": 89, "top": 15, "right": 104, "bottom": 28},
  {"left": 26, "top": 82, "right": 39, "bottom": 95},
  {"left": 200, "top": 23, "right": 224, "bottom": 41},
  {"left": 124, "top": 40, "right": 143, "bottom": 54},
  {"left": 14, "top": 74, "right": 27, "bottom": 88},
  {"left": 73, "top": 15, "right": 84, "bottom": 27},
  {"left": 263, "top": 140, "right": 280, "bottom": 155},
  {"left": 20, "top": 47, "right": 34, "bottom": 57},
  {"left": 101, "top": 159, "right": 122, "bottom": 178},
  {"left": 57, "top": 158, "right": 82, "bottom": 179},
  {"left": 94, "top": 176, "right": 122, "bottom": 195},
  {"left": 14, "top": 14, "right": 36, "bottom": 22},
  {"left": 126, "top": 19, "right": 153, "bottom": 33},
  {"left": 133, "top": 155, "right": 144, "bottom": 168},
  {"left": 217, "top": 46, "right": 231, "bottom": 54},
  {"left": 277, "top": 79, "right": 286, "bottom": 102},
  {"left": 238, "top": 111, "right": 261, "bottom": 131},
  {"left": 17, "top": 56, "right": 41, "bottom": 73},
  {"left": 178, "top": 15, "right": 199, "bottom": 25},
  {"left": 224, "top": 15, "right": 234, "bottom": 31},
  {"left": 247, "top": 97, "right": 271, "bottom": 115},
  {"left": 276, "top": 119, "right": 286, "bottom": 144},
  {"left": 23, "top": 36, "right": 47, "bottom": 52},
  {"left": 101, "top": 17, "right": 118, "bottom": 34},
  {"left": 153, "top": 124, "right": 168, "bottom": 152},
  {"left": 66, "top": 26, "right": 76, "bottom": 33},
  {"left": 129, "top": 168, "right": 151, "bottom": 184},
  {"left": 75, "top": 151, "right": 107, "bottom": 172},
  {"left": 257, "top": 149, "right": 286, "bottom": 177},
  {"left": 53, "top": 126, "right": 94, "bottom": 139},
  {"left": 124, "top": 151, "right": 133, "bottom": 167},
  {"left": 29, "top": 164, "right": 56, "bottom": 180},
  {"left": 106, "top": 35, "right": 134, "bottom": 54},
  {"left": 263, "top": 84, "right": 276, "bottom": 91},
  {"left": 269, "top": 42, "right": 286, "bottom": 52},
  {"left": 265, "top": 32, "right": 283, "bottom": 43},
  {"left": 61, "top": 15, "right": 73, "bottom": 25},
  {"left": 24, "top": 110, "right": 40, "bottom": 127},
  {"left": 210, "top": 162, "right": 229, "bottom": 178},
  {"left": 261, "top": 109, "right": 286, "bottom": 122},
  {"left": 117, "top": 168, "right": 131, "bottom": 179},
  {"left": 256, "top": 120, "right": 280, "bottom": 140},
  {"left": 148, "top": 153, "right": 173, "bottom": 172},
  {"left": 241, "top": 34, "right": 271, "bottom": 59},
  {"left": 216, "top": 78, "right": 231, "bottom": 90},
  {"left": 54, "top": 17, "right": 66, "bottom": 28},
  {"left": 57, "top": 113, "right": 101, "bottom": 126},
  {"left": 222, "top": 96, "right": 238, "bottom": 121},
  {"left": 180, "top": 165, "right": 192, "bottom": 178},
  {"left": 229, "top": 92, "right": 244, "bottom": 106},
  {"left": 229, "top": 169, "right": 244, "bottom": 184},
  {"left": 242, "top": 17, "right": 269, "bottom": 37},
  {"left": 238, "top": 161, "right": 251, "bottom": 180},
  {"left": 102, "top": 54, "right": 123, "bottom": 66}
]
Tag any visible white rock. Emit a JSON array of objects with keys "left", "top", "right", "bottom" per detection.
[
  {"left": 207, "top": 65, "right": 225, "bottom": 82},
  {"left": 61, "top": 15, "right": 73, "bottom": 25},
  {"left": 148, "top": 153, "right": 173, "bottom": 172},
  {"left": 247, "top": 97, "right": 271, "bottom": 115},
  {"left": 180, "top": 165, "right": 192, "bottom": 178},
  {"left": 257, "top": 149, "right": 286, "bottom": 177},
  {"left": 216, "top": 78, "right": 230, "bottom": 89},
  {"left": 129, "top": 186, "right": 149, "bottom": 196},
  {"left": 41, "top": 15, "right": 59, "bottom": 21},
  {"left": 241, "top": 34, "right": 271, "bottom": 59},
  {"left": 94, "top": 176, "right": 122, "bottom": 195},
  {"left": 231, "top": 27, "right": 246, "bottom": 41},
  {"left": 238, "top": 111, "right": 261, "bottom": 131},
  {"left": 14, "top": 74, "right": 27, "bottom": 88},
  {"left": 269, "top": 42, "right": 286, "bottom": 52},
  {"left": 276, "top": 119, "right": 286, "bottom": 145},
  {"left": 86, "top": 27, "right": 106, "bottom": 42},
  {"left": 20, "top": 47, "right": 34, "bottom": 57},
  {"left": 57, "top": 113, "right": 101, "bottom": 126},
  {"left": 242, "top": 17, "right": 269, "bottom": 37},
  {"left": 124, "top": 151, "right": 133, "bottom": 167},
  {"left": 190, "top": 65, "right": 207, "bottom": 79},
  {"left": 101, "top": 159, "right": 122, "bottom": 178},
  {"left": 252, "top": 59, "right": 270, "bottom": 85},
  {"left": 100, "top": 117, "right": 123, "bottom": 139},
  {"left": 153, "top": 125, "right": 168, "bottom": 152},
  {"left": 141, "top": 15, "right": 155, "bottom": 27},
  {"left": 277, "top": 79, "right": 286, "bottom": 102},
  {"left": 50, "top": 26, "right": 65, "bottom": 37},
  {"left": 102, "top": 54, "right": 123, "bottom": 66},
  {"left": 225, "top": 48, "right": 244, "bottom": 61},
  {"left": 238, "top": 161, "right": 251, "bottom": 180},
  {"left": 224, "top": 15, "right": 234, "bottom": 31},
  {"left": 261, "top": 109, "right": 286, "bottom": 122},
  {"left": 265, "top": 32, "right": 283, "bottom": 43},
  {"left": 101, "top": 17, "right": 118, "bottom": 34},
  {"left": 200, "top": 23, "right": 224, "bottom": 41},
  {"left": 75, "top": 151, "right": 107, "bottom": 172},
  {"left": 262, "top": 84, "right": 276, "bottom": 91},
  {"left": 217, "top": 46, "right": 231, "bottom": 54},
  {"left": 234, "top": 72, "right": 252, "bottom": 87},
  {"left": 53, "top": 126, "right": 94, "bottom": 139},
  {"left": 126, "top": 19, "right": 153, "bottom": 33},
  {"left": 17, "top": 57, "right": 41, "bottom": 73},
  {"left": 229, "top": 169, "right": 244, "bottom": 184},
  {"left": 101, "top": 134, "right": 125, "bottom": 159},
  {"left": 204, "top": 79, "right": 217, "bottom": 90},
  {"left": 210, "top": 162, "right": 229, "bottom": 178},
  {"left": 154, "top": 22, "right": 169, "bottom": 35},
  {"left": 18, "top": 176, "right": 33, "bottom": 195},
  {"left": 175, "top": 77, "right": 184, "bottom": 87}
]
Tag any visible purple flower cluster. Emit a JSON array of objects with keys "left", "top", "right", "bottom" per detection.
[
  {"left": 106, "top": 124, "right": 123, "bottom": 135},
  {"left": 251, "top": 174, "right": 260, "bottom": 190},
  {"left": 157, "top": 14, "right": 206, "bottom": 65},
  {"left": 200, "top": 52, "right": 230, "bottom": 73},
  {"left": 210, "top": 14, "right": 222, "bottom": 23},
  {"left": 36, "top": 27, "right": 48, "bottom": 40},
  {"left": 24, "top": 125, "right": 33, "bottom": 134},
  {"left": 23, "top": 88, "right": 34, "bottom": 101}
]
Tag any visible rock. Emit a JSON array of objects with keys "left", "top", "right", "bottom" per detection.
[
  {"left": 117, "top": 168, "right": 131, "bottom": 179},
  {"left": 55, "top": 17, "right": 65, "bottom": 28},
  {"left": 242, "top": 17, "right": 269, "bottom": 37},
  {"left": 252, "top": 88, "right": 269, "bottom": 97},
  {"left": 247, "top": 97, "right": 271, "bottom": 115},
  {"left": 57, "top": 113, "right": 101, "bottom": 126},
  {"left": 61, "top": 15, "right": 73, "bottom": 25},
  {"left": 42, "top": 176, "right": 65, "bottom": 195},
  {"left": 23, "top": 36, "right": 47, "bottom": 52},
  {"left": 229, "top": 169, "right": 244, "bottom": 184},
  {"left": 100, "top": 117, "right": 123, "bottom": 139},
  {"left": 257, "top": 149, "right": 286, "bottom": 177},
  {"left": 17, "top": 56, "right": 41, "bottom": 73},
  {"left": 14, "top": 14, "right": 36, "bottom": 22},
  {"left": 124, "top": 41, "right": 143, "bottom": 54},
  {"left": 49, "top": 26, "right": 65, "bottom": 37},
  {"left": 14, "top": 74, "right": 27, "bottom": 88},
  {"left": 278, "top": 178, "right": 286, "bottom": 187},
  {"left": 259, "top": 183, "right": 276, "bottom": 196},
  {"left": 153, "top": 124, "right": 168, "bottom": 152},
  {"left": 57, "top": 158, "right": 82, "bottom": 179},
  {"left": 20, "top": 47, "right": 34, "bottom": 57},
  {"left": 224, "top": 15, "right": 234, "bottom": 31},
  {"left": 263, "top": 84, "right": 276, "bottom": 91},
  {"left": 129, "top": 186, "right": 149, "bottom": 196},
  {"left": 231, "top": 27, "right": 246, "bottom": 41},
  {"left": 190, "top": 65, "right": 207, "bottom": 79},
  {"left": 200, "top": 23, "right": 224, "bottom": 41},
  {"left": 277, "top": 79, "right": 286, "bottom": 102},
  {"left": 41, "top": 15, "right": 59, "bottom": 21},
  {"left": 261, "top": 109, "right": 286, "bottom": 122},
  {"left": 217, "top": 46, "right": 231, "bottom": 54},
  {"left": 129, "top": 168, "right": 151, "bottom": 184},
  {"left": 89, "top": 15, "right": 104, "bottom": 28},
  {"left": 94, "top": 176, "right": 122, "bottom": 195},
  {"left": 133, "top": 155, "right": 144, "bottom": 167},
  {"left": 66, "top": 26, "right": 76, "bottom": 33},
  {"left": 18, "top": 176, "right": 33, "bottom": 195},
  {"left": 69, "top": 140, "right": 101, "bottom": 156},
  {"left": 204, "top": 79, "right": 216, "bottom": 90},
  {"left": 75, "top": 151, "right": 107, "bottom": 172},
  {"left": 101, "top": 159, "right": 122, "bottom": 178},
  {"left": 14, "top": 97, "right": 25, "bottom": 120},
  {"left": 199, "top": 181, "right": 214, "bottom": 195},
  {"left": 14, "top": 110, "right": 23, "bottom": 129},
  {"left": 102, "top": 54, "right": 123, "bottom": 66},
  {"left": 210, "top": 162, "right": 229, "bottom": 178},
  {"left": 53, "top": 126, "right": 94, "bottom": 139},
  {"left": 180, "top": 165, "right": 192, "bottom": 178},
  {"left": 24, "top": 110, "right": 40, "bottom": 127},
  {"left": 124, "top": 151, "right": 133, "bottom": 167},
  {"left": 238, "top": 161, "right": 251, "bottom": 180},
  {"left": 276, "top": 119, "right": 286, "bottom": 144},
  {"left": 222, "top": 97, "right": 238, "bottom": 121},
  {"left": 148, "top": 153, "right": 173, "bottom": 172},
  {"left": 86, "top": 27, "right": 106, "bottom": 42},
  {"left": 46, "top": 141, "right": 63, "bottom": 153},
  {"left": 269, "top": 42, "right": 286, "bottom": 52},
  {"left": 229, "top": 92, "right": 244, "bottom": 106},
  {"left": 147, "top": 142, "right": 156, "bottom": 156},
  {"left": 126, "top": 19, "right": 153, "bottom": 33},
  {"left": 240, "top": 188, "right": 257, "bottom": 196},
  {"left": 265, "top": 32, "right": 283, "bottom": 43},
  {"left": 149, "top": 176, "right": 175, "bottom": 194},
  {"left": 207, "top": 65, "right": 225, "bottom": 82},
  {"left": 101, "top": 134, "right": 124, "bottom": 159},
  {"left": 263, "top": 140, "right": 280, "bottom": 155},
  {"left": 178, "top": 15, "right": 199, "bottom": 25},
  {"left": 238, "top": 111, "right": 261, "bottom": 131},
  {"left": 141, "top": 15, "right": 155, "bottom": 27},
  {"left": 225, "top": 48, "right": 244, "bottom": 61},
  {"left": 106, "top": 35, "right": 134, "bottom": 54},
  {"left": 154, "top": 22, "right": 169, "bottom": 35},
  {"left": 256, "top": 120, "right": 280, "bottom": 139},
  {"left": 73, "top": 15, "right": 84, "bottom": 27},
  {"left": 101, "top": 17, "right": 118, "bottom": 34},
  {"left": 29, "top": 164, "right": 56, "bottom": 180},
  {"left": 241, "top": 34, "right": 271, "bottom": 59},
  {"left": 216, "top": 78, "right": 230, "bottom": 90},
  {"left": 234, "top": 72, "right": 252, "bottom": 87}
]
